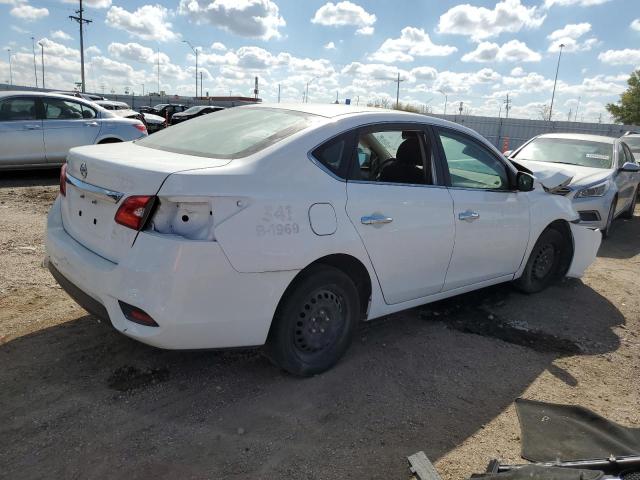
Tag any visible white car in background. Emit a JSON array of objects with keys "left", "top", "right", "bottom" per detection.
[
  {"left": 46, "top": 104, "right": 600, "bottom": 376},
  {"left": 0, "top": 91, "right": 147, "bottom": 170},
  {"left": 508, "top": 133, "right": 640, "bottom": 237},
  {"left": 94, "top": 100, "right": 166, "bottom": 133}
]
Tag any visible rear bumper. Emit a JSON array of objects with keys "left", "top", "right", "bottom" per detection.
[
  {"left": 566, "top": 223, "right": 601, "bottom": 278},
  {"left": 46, "top": 197, "right": 298, "bottom": 349}
]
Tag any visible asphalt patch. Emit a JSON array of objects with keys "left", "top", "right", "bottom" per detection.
[{"left": 107, "top": 365, "right": 170, "bottom": 391}]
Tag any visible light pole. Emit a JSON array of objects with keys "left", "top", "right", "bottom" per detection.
[
  {"left": 31, "top": 37, "right": 38, "bottom": 88},
  {"left": 141, "top": 83, "right": 145, "bottom": 95},
  {"left": 38, "top": 41, "right": 45, "bottom": 89},
  {"left": 438, "top": 89, "right": 448, "bottom": 115},
  {"left": 305, "top": 76, "right": 317, "bottom": 103},
  {"left": 182, "top": 40, "right": 198, "bottom": 98},
  {"left": 549, "top": 43, "right": 565, "bottom": 122},
  {"left": 6, "top": 48, "right": 12, "bottom": 85}
]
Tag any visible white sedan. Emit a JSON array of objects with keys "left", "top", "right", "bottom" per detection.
[{"left": 46, "top": 104, "right": 601, "bottom": 376}]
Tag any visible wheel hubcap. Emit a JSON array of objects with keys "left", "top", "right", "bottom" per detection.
[
  {"left": 533, "top": 244, "right": 555, "bottom": 280},
  {"left": 294, "top": 289, "right": 344, "bottom": 354}
]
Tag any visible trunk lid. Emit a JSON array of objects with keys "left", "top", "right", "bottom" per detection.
[{"left": 62, "top": 142, "right": 230, "bottom": 263}]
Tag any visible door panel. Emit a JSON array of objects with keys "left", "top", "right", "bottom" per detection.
[
  {"left": 0, "top": 97, "right": 44, "bottom": 166},
  {"left": 347, "top": 183, "right": 455, "bottom": 304},
  {"left": 444, "top": 189, "right": 529, "bottom": 290},
  {"left": 615, "top": 143, "right": 637, "bottom": 213},
  {"left": 42, "top": 97, "right": 100, "bottom": 163}
]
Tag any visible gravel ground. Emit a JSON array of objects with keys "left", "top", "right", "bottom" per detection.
[{"left": 1, "top": 169, "right": 638, "bottom": 480}]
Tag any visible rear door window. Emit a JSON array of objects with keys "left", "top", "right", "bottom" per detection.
[{"left": 0, "top": 97, "right": 38, "bottom": 121}]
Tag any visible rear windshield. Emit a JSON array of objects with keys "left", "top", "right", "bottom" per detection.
[
  {"left": 136, "top": 107, "right": 319, "bottom": 159},
  {"left": 513, "top": 137, "right": 613, "bottom": 169},
  {"left": 183, "top": 106, "right": 204, "bottom": 114},
  {"left": 623, "top": 136, "right": 640, "bottom": 153}
]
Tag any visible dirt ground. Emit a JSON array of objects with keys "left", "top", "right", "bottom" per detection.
[{"left": 1, "top": 169, "right": 639, "bottom": 480}]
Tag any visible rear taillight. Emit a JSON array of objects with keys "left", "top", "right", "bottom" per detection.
[
  {"left": 114, "top": 195, "right": 155, "bottom": 230},
  {"left": 59, "top": 163, "right": 67, "bottom": 197},
  {"left": 119, "top": 301, "right": 158, "bottom": 327},
  {"left": 133, "top": 123, "right": 147, "bottom": 133}
]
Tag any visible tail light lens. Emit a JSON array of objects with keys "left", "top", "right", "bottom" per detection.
[
  {"left": 115, "top": 195, "right": 155, "bottom": 230},
  {"left": 133, "top": 123, "right": 147, "bottom": 134},
  {"left": 119, "top": 301, "right": 158, "bottom": 327},
  {"left": 59, "top": 163, "right": 67, "bottom": 197}
]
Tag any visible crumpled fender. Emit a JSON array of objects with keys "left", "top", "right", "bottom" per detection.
[{"left": 567, "top": 224, "right": 601, "bottom": 278}]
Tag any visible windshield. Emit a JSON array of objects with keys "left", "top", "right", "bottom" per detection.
[
  {"left": 136, "top": 107, "right": 320, "bottom": 159},
  {"left": 513, "top": 137, "right": 613, "bottom": 169},
  {"left": 623, "top": 136, "right": 640, "bottom": 153}
]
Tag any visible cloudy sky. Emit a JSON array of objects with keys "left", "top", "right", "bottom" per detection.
[{"left": 1, "top": 0, "right": 639, "bottom": 121}]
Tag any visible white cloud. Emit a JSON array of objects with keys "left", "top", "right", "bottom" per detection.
[
  {"left": 598, "top": 49, "right": 640, "bottom": 65},
  {"left": 108, "top": 42, "right": 170, "bottom": 65},
  {"left": 437, "top": 0, "right": 545, "bottom": 41},
  {"left": 105, "top": 5, "right": 178, "bottom": 42},
  {"left": 503, "top": 72, "right": 558, "bottom": 93},
  {"left": 311, "top": 1, "right": 376, "bottom": 35},
  {"left": 432, "top": 68, "right": 501, "bottom": 94},
  {"left": 10, "top": 4, "right": 49, "bottom": 21},
  {"left": 62, "top": 0, "right": 112, "bottom": 7},
  {"left": 544, "top": 0, "right": 611, "bottom": 7},
  {"left": 51, "top": 30, "right": 72, "bottom": 41},
  {"left": 369, "top": 27, "right": 457, "bottom": 63},
  {"left": 324, "top": 41, "right": 336, "bottom": 50},
  {"left": 86, "top": 45, "right": 101, "bottom": 56},
  {"left": 210, "top": 42, "right": 227, "bottom": 51},
  {"left": 411, "top": 66, "right": 437, "bottom": 81},
  {"left": 547, "top": 23, "right": 598, "bottom": 52},
  {"left": 559, "top": 74, "right": 626, "bottom": 97},
  {"left": 462, "top": 40, "right": 541, "bottom": 63},
  {"left": 631, "top": 19, "right": 640, "bottom": 32},
  {"left": 510, "top": 66, "right": 526, "bottom": 76},
  {"left": 178, "top": 0, "right": 285, "bottom": 41}
]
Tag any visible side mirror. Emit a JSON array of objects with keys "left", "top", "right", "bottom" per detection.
[
  {"left": 517, "top": 171, "right": 535, "bottom": 192},
  {"left": 503, "top": 150, "right": 513, "bottom": 158},
  {"left": 620, "top": 161, "right": 640, "bottom": 173}
]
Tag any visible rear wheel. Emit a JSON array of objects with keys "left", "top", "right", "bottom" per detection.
[
  {"left": 265, "top": 265, "right": 360, "bottom": 376},
  {"left": 514, "top": 227, "right": 570, "bottom": 294},
  {"left": 621, "top": 187, "right": 638, "bottom": 219}
]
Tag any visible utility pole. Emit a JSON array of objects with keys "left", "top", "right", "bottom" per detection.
[
  {"left": 598, "top": 113, "right": 602, "bottom": 124},
  {"left": 200, "top": 72, "right": 203, "bottom": 97},
  {"left": 38, "top": 41, "right": 45, "bottom": 89},
  {"left": 141, "top": 83, "right": 145, "bottom": 95},
  {"left": 567, "top": 108, "right": 572, "bottom": 121},
  {"left": 395, "top": 72, "right": 404, "bottom": 109},
  {"left": 438, "top": 89, "right": 448, "bottom": 115},
  {"left": 6, "top": 48, "right": 12, "bottom": 85},
  {"left": 31, "top": 37, "right": 38, "bottom": 88},
  {"left": 277, "top": 83, "right": 280, "bottom": 103},
  {"left": 458, "top": 101, "right": 464, "bottom": 115},
  {"left": 549, "top": 43, "right": 565, "bottom": 122},
  {"left": 182, "top": 40, "right": 198, "bottom": 98},
  {"left": 574, "top": 96, "right": 581, "bottom": 122},
  {"left": 69, "top": 0, "right": 92, "bottom": 93},
  {"left": 305, "top": 77, "right": 317, "bottom": 103},
  {"left": 156, "top": 47, "right": 160, "bottom": 94},
  {"left": 503, "top": 93, "right": 512, "bottom": 118}
]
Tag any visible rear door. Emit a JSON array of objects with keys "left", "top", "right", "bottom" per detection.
[
  {"left": 42, "top": 97, "right": 101, "bottom": 163},
  {"left": 615, "top": 141, "right": 638, "bottom": 213},
  {"left": 0, "top": 96, "right": 44, "bottom": 166},
  {"left": 345, "top": 123, "right": 455, "bottom": 305},
  {"left": 434, "top": 127, "right": 530, "bottom": 291}
]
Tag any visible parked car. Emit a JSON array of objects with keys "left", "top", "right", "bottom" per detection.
[
  {"left": 94, "top": 100, "right": 166, "bottom": 133},
  {"left": 46, "top": 104, "right": 600, "bottom": 376},
  {"left": 170, "top": 105, "right": 225, "bottom": 125},
  {"left": 52, "top": 91, "right": 106, "bottom": 102},
  {"left": 622, "top": 133, "right": 640, "bottom": 162},
  {"left": 150, "top": 103, "right": 188, "bottom": 121},
  {"left": 507, "top": 133, "right": 639, "bottom": 237},
  {"left": 0, "top": 91, "right": 147, "bottom": 170}
]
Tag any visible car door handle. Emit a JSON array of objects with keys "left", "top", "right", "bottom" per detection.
[
  {"left": 458, "top": 210, "right": 480, "bottom": 222},
  {"left": 361, "top": 214, "right": 393, "bottom": 225},
  {"left": 23, "top": 124, "right": 41, "bottom": 130},
  {"left": 85, "top": 122, "right": 99, "bottom": 127}
]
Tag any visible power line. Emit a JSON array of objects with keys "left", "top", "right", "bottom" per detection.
[{"left": 69, "top": 0, "right": 92, "bottom": 93}]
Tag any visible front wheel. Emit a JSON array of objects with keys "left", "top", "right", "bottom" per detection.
[
  {"left": 514, "top": 227, "right": 570, "bottom": 294},
  {"left": 621, "top": 186, "right": 638, "bottom": 219},
  {"left": 602, "top": 198, "right": 616, "bottom": 239},
  {"left": 265, "top": 265, "right": 360, "bottom": 376}
]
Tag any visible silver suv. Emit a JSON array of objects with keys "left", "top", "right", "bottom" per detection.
[{"left": 0, "top": 91, "right": 148, "bottom": 170}]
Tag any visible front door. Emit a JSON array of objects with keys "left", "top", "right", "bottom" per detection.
[
  {"left": 345, "top": 124, "right": 455, "bottom": 305},
  {"left": 42, "top": 97, "right": 100, "bottom": 163},
  {"left": 434, "top": 128, "right": 530, "bottom": 291},
  {"left": 0, "top": 96, "right": 44, "bottom": 167}
]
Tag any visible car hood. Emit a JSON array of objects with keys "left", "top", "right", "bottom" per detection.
[
  {"left": 517, "top": 159, "right": 611, "bottom": 188},
  {"left": 109, "top": 109, "right": 140, "bottom": 118},
  {"left": 142, "top": 112, "right": 165, "bottom": 123}
]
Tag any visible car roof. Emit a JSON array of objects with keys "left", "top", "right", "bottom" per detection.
[
  {"left": 0, "top": 90, "right": 108, "bottom": 108},
  {"left": 536, "top": 133, "right": 616, "bottom": 144},
  {"left": 250, "top": 102, "right": 404, "bottom": 118}
]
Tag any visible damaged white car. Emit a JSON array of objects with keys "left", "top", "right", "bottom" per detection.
[{"left": 46, "top": 105, "right": 601, "bottom": 376}]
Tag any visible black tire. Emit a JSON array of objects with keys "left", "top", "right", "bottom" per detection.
[
  {"left": 602, "top": 198, "right": 616, "bottom": 239},
  {"left": 514, "top": 227, "right": 570, "bottom": 294},
  {"left": 265, "top": 265, "right": 360, "bottom": 376},
  {"left": 621, "top": 187, "right": 638, "bottom": 219}
]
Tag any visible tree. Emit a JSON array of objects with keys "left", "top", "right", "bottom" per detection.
[{"left": 606, "top": 69, "right": 640, "bottom": 125}]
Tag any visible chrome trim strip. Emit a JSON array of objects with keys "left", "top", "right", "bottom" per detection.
[{"left": 66, "top": 173, "right": 124, "bottom": 204}]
